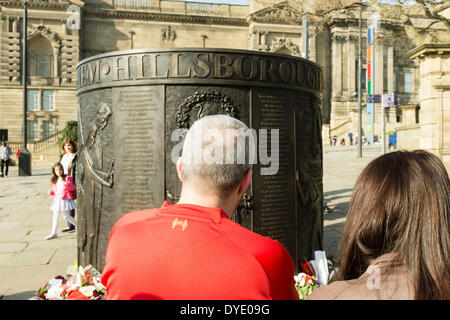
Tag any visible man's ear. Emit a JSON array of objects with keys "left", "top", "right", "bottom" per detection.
[
  {"left": 237, "top": 169, "right": 252, "bottom": 195},
  {"left": 176, "top": 158, "right": 184, "bottom": 182}
]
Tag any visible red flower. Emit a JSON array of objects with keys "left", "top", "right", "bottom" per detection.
[
  {"left": 302, "top": 262, "right": 309, "bottom": 272},
  {"left": 67, "top": 290, "right": 90, "bottom": 300}
]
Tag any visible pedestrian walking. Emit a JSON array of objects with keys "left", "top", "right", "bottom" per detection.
[
  {"left": 46, "top": 162, "right": 77, "bottom": 240},
  {"left": 0, "top": 141, "right": 12, "bottom": 177},
  {"left": 348, "top": 132, "right": 353, "bottom": 145},
  {"left": 15, "top": 145, "right": 21, "bottom": 159},
  {"left": 332, "top": 135, "right": 337, "bottom": 146}
]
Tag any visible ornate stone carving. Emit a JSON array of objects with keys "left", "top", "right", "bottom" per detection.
[
  {"left": 161, "top": 25, "right": 176, "bottom": 42},
  {"left": 348, "top": 34, "right": 358, "bottom": 43},
  {"left": 333, "top": 34, "right": 347, "bottom": 43},
  {"left": 28, "top": 25, "right": 61, "bottom": 48},
  {"left": 249, "top": 2, "right": 302, "bottom": 25},
  {"left": 269, "top": 36, "right": 300, "bottom": 56}
]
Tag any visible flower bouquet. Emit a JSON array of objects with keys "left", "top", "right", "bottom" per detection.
[
  {"left": 34, "top": 264, "right": 106, "bottom": 300},
  {"left": 294, "top": 251, "right": 338, "bottom": 300},
  {"left": 294, "top": 272, "right": 320, "bottom": 300}
]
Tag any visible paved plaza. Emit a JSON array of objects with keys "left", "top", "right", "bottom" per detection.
[{"left": 1, "top": 146, "right": 447, "bottom": 300}]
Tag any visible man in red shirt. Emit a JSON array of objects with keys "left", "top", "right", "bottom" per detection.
[{"left": 101, "top": 115, "right": 299, "bottom": 300}]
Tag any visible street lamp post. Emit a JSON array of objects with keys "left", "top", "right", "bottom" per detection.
[
  {"left": 19, "top": 1, "right": 31, "bottom": 176},
  {"left": 357, "top": 4, "right": 363, "bottom": 158}
]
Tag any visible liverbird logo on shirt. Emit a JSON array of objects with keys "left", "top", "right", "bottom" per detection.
[{"left": 172, "top": 218, "right": 188, "bottom": 231}]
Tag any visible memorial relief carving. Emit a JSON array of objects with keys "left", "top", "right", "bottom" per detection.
[
  {"left": 77, "top": 49, "right": 323, "bottom": 271},
  {"left": 176, "top": 90, "right": 240, "bottom": 129}
]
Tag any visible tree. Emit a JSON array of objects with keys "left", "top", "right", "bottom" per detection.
[
  {"left": 368, "top": 0, "right": 450, "bottom": 45},
  {"left": 254, "top": 0, "right": 449, "bottom": 45},
  {"left": 57, "top": 120, "right": 78, "bottom": 147}
]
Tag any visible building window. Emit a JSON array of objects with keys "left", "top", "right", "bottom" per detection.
[
  {"left": 29, "top": 55, "right": 36, "bottom": 76},
  {"left": 404, "top": 72, "right": 412, "bottom": 93},
  {"left": 28, "top": 90, "right": 39, "bottom": 111},
  {"left": 27, "top": 120, "right": 38, "bottom": 140},
  {"left": 43, "top": 91, "right": 55, "bottom": 111},
  {"left": 40, "top": 55, "right": 49, "bottom": 77},
  {"left": 27, "top": 90, "right": 55, "bottom": 111},
  {"left": 29, "top": 54, "right": 53, "bottom": 77},
  {"left": 43, "top": 121, "right": 54, "bottom": 138},
  {"left": 29, "top": 35, "right": 54, "bottom": 78}
]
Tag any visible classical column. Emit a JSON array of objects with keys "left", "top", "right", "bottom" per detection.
[
  {"left": 347, "top": 35, "right": 357, "bottom": 96},
  {"left": 12, "top": 17, "right": 17, "bottom": 33},
  {"left": 387, "top": 46, "right": 394, "bottom": 93},
  {"left": 248, "top": 30, "right": 256, "bottom": 50},
  {"left": 332, "top": 34, "right": 344, "bottom": 97},
  {"left": 52, "top": 45, "right": 59, "bottom": 82},
  {"left": 308, "top": 28, "right": 316, "bottom": 62},
  {"left": 409, "top": 44, "right": 450, "bottom": 159}
]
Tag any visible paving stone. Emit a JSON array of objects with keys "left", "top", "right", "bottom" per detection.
[
  {"left": 0, "top": 242, "right": 28, "bottom": 254},
  {"left": 50, "top": 247, "right": 78, "bottom": 265},
  {"left": 0, "top": 229, "right": 30, "bottom": 242},
  {"left": 6, "top": 249, "right": 56, "bottom": 267},
  {"left": 0, "top": 263, "right": 73, "bottom": 297},
  {"left": 0, "top": 253, "right": 14, "bottom": 268}
]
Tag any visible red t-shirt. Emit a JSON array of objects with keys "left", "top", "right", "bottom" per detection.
[{"left": 101, "top": 201, "right": 299, "bottom": 300}]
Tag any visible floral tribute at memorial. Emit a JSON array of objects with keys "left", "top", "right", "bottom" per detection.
[
  {"left": 33, "top": 264, "right": 106, "bottom": 300},
  {"left": 294, "top": 251, "right": 338, "bottom": 300},
  {"left": 33, "top": 253, "right": 336, "bottom": 300}
]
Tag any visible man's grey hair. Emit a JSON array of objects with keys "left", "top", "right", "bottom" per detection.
[{"left": 181, "top": 115, "right": 255, "bottom": 194}]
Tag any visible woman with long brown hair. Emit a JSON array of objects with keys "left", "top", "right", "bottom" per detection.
[{"left": 308, "top": 150, "right": 449, "bottom": 299}]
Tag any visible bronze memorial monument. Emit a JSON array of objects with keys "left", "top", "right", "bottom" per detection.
[{"left": 76, "top": 49, "right": 323, "bottom": 272}]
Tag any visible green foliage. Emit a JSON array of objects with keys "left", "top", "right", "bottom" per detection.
[{"left": 57, "top": 121, "right": 78, "bottom": 147}]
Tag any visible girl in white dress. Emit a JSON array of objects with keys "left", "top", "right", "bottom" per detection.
[{"left": 46, "top": 162, "right": 77, "bottom": 240}]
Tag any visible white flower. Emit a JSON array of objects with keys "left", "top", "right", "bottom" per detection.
[
  {"left": 46, "top": 286, "right": 64, "bottom": 300},
  {"left": 294, "top": 273, "right": 307, "bottom": 287},
  {"left": 93, "top": 276, "right": 106, "bottom": 293},
  {"left": 299, "top": 277, "right": 306, "bottom": 287},
  {"left": 79, "top": 285, "right": 96, "bottom": 297}
]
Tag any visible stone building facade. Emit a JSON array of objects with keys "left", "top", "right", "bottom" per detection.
[
  {"left": 0, "top": 0, "right": 436, "bottom": 153},
  {"left": 0, "top": 0, "right": 81, "bottom": 144}
]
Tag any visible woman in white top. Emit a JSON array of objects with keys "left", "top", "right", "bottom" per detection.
[{"left": 59, "top": 138, "right": 78, "bottom": 232}]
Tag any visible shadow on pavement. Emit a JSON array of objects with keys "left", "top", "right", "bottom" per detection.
[
  {"left": 0, "top": 290, "right": 36, "bottom": 300},
  {"left": 323, "top": 220, "right": 346, "bottom": 259}
]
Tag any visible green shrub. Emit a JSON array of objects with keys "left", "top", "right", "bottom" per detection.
[{"left": 57, "top": 121, "right": 78, "bottom": 147}]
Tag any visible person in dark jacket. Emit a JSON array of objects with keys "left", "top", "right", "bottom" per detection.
[{"left": 59, "top": 138, "right": 78, "bottom": 232}]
